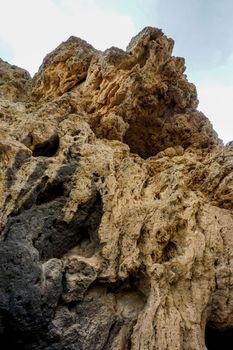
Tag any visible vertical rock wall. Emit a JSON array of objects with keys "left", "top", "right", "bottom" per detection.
[{"left": 0, "top": 27, "right": 232, "bottom": 349}]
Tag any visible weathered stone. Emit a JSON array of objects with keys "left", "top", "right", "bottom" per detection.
[
  {"left": 0, "top": 27, "right": 232, "bottom": 349},
  {"left": 0, "top": 58, "right": 31, "bottom": 101}
]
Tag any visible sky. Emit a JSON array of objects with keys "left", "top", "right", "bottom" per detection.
[{"left": 0, "top": 0, "right": 232, "bottom": 143}]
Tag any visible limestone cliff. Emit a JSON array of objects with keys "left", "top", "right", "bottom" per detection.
[{"left": 0, "top": 27, "right": 232, "bottom": 350}]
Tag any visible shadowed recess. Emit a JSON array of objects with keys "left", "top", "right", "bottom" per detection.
[
  {"left": 32, "top": 134, "right": 60, "bottom": 157},
  {"left": 205, "top": 325, "right": 233, "bottom": 350}
]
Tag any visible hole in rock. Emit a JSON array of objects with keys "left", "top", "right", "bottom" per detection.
[
  {"left": 36, "top": 182, "right": 64, "bottom": 205},
  {"left": 123, "top": 120, "right": 161, "bottom": 159},
  {"left": 122, "top": 114, "right": 181, "bottom": 159},
  {"left": 33, "top": 134, "right": 59, "bottom": 157},
  {"left": 205, "top": 325, "right": 233, "bottom": 350},
  {"left": 162, "top": 241, "right": 177, "bottom": 262},
  {"left": 122, "top": 109, "right": 210, "bottom": 159}
]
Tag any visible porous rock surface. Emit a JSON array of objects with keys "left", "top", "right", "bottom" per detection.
[{"left": 0, "top": 27, "right": 232, "bottom": 349}]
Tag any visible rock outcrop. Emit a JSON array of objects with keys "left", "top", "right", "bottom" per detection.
[{"left": 0, "top": 27, "right": 232, "bottom": 350}]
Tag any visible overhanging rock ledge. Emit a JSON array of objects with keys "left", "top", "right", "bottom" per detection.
[{"left": 0, "top": 27, "right": 232, "bottom": 350}]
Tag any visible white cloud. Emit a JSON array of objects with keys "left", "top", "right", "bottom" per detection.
[
  {"left": 0, "top": 0, "right": 136, "bottom": 75},
  {"left": 197, "top": 82, "right": 233, "bottom": 143}
]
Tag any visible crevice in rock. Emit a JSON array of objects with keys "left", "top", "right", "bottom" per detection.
[
  {"left": 122, "top": 115, "right": 170, "bottom": 159},
  {"left": 96, "top": 267, "right": 149, "bottom": 303},
  {"left": 36, "top": 181, "right": 64, "bottom": 205},
  {"left": 205, "top": 325, "right": 233, "bottom": 350},
  {"left": 161, "top": 241, "right": 177, "bottom": 262},
  {"left": 66, "top": 75, "right": 87, "bottom": 93},
  {"left": 36, "top": 190, "right": 103, "bottom": 261},
  {"left": 102, "top": 319, "right": 124, "bottom": 350},
  {"left": 32, "top": 134, "right": 59, "bottom": 157}
]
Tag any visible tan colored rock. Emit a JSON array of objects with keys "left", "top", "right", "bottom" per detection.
[
  {"left": 0, "top": 27, "right": 232, "bottom": 350},
  {"left": 0, "top": 58, "right": 30, "bottom": 101},
  {"left": 32, "top": 36, "right": 98, "bottom": 100}
]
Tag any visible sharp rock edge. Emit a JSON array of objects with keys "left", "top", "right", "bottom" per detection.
[{"left": 0, "top": 27, "right": 232, "bottom": 350}]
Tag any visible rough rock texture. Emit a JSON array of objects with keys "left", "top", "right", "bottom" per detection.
[{"left": 0, "top": 27, "right": 232, "bottom": 350}]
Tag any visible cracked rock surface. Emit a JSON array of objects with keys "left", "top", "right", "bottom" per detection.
[{"left": 0, "top": 27, "right": 232, "bottom": 349}]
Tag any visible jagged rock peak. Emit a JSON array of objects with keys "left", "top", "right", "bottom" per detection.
[{"left": 0, "top": 27, "right": 232, "bottom": 350}]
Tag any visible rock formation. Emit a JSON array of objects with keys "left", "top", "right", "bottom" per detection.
[{"left": 0, "top": 27, "right": 232, "bottom": 350}]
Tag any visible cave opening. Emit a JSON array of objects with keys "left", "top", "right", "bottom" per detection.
[{"left": 205, "top": 325, "right": 233, "bottom": 350}]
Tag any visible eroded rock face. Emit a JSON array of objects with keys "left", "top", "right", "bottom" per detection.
[{"left": 0, "top": 27, "right": 232, "bottom": 350}]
